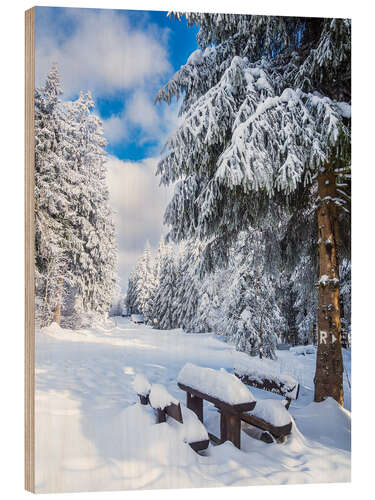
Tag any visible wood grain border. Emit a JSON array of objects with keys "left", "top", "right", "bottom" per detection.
[{"left": 25, "top": 7, "right": 35, "bottom": 493}]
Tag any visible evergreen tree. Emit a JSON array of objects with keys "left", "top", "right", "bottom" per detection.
[
  {"left": 35, "top": 66, "right": 117, "bottom": 327},
  {"left": 174, "top": 239, "right": 206, "bottom": 332},
  {"left": 34, "top": 65, "right": 73, "bottom": 327},
  {"left": 135, "top": 242, "right": 157, "bottom": 324},
  {"left": 221, "top": 230, "right": 281, "bottom": 359},
  {"left": 62, "top": 92, "right": 117, "bottom": 324},
  {"left": 126, "top": 270, "right": 139, "bottom": 315},
  {"left": 156, "top": 14, "right": 351, "bottom": 405},
  {"left": 153, "top": 244, "right": 178, "bottom": 329}
]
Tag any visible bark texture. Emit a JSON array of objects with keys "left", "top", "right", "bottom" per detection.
[{"left": 314, "top": 167, "right": 344, "bottom": 406}]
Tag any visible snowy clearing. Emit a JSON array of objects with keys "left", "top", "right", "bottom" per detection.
[{"left": 35, "top": 317, "right": 351, "bottom": 493}]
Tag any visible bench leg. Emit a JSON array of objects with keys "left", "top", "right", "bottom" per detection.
[
  {"left": 187, "top": 393, "right": 203, "bottom": 423},
  {"left": 138, "top": 394, "right": 149, "bottom": 405},
  {"left": 156, "top": 408, "right": 166, "bottom": 423},
  {"left": 220, "top": 412, "right": 241, "bottom": 449}
]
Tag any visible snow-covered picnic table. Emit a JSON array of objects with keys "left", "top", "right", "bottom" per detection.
[{"left": 177, "top": 363, "right": 292, "bottom": 448}]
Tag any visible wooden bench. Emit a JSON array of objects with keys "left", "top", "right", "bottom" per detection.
[
  {"left": 234, "top": 368, "right": 299, "bottom": 443},
  {"left": 137, "top": 383, "right": 209, "bottom": 453},
  {"left": 234, "top": 372, "right": 300, "bottom": 410},
  {"left": 240, "top": 401, "right": 293, "bottom": 443}
]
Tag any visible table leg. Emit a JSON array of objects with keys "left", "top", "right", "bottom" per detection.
[
  {"left": 156, "top": 408, "right": 166, "bottom": 423},
  {"left": 187, "top": 393, "right": 204, "bottom": 422},
  {"left": 220, "top": 412, "right": 241, "bottom": 449}
]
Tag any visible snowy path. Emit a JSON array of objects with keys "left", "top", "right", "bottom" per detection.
[{"left": 35, "top": 318, "right": 351, "bottom": 493}]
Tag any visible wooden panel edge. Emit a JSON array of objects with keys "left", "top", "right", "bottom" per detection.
[{"left": 25, "top": 6, "right": 35, "bottom": 494}]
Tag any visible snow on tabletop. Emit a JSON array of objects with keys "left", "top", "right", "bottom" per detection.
[
  {"left": 233, "top": 353, "right": 299, "bottom": 399},
  {"left": 250, "top": 399, "right": 292, "bottom": 427},
  {"left": 149, "top": 384, "right": 178, "bottom": 409},
  {"left": 132, "top": 374, "right": 151, "bottom": 396},
  {"left": 177, "top": 363, "right": 255, "bottom": 405}
]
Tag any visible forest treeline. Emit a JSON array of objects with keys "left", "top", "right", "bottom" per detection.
[
  {"left": 34, "top": 66, "right": 117, "bottom": 328},
  {"left": 126, "top": 231, "right": 351, "bottom": 361}
]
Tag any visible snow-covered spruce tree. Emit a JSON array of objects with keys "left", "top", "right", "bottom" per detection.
[
  {"left": 277, "top": 278, "right": 298, "bottom": 345},
  {"left": 191, "top": 266, "right": 227, "bottom": 334},
  {"left": 290, "top": 255, "right": 318, "bottom": 345},
  {"left": 221, "top": 230, "right": 282, "bottom": 359},
  {"left": 156, "top": 14, "right": 351, "bottom": 405},
  {"left": 134, "top": 242, "right": 157, "bottom": 324},
  {"left": 61, "top": 91, "right": 117, "bottom": 325},
  {"left": 173, "top": 239, "right": 207, "bottom": 332},
  {"left": 35, "top": 68, "right": 117, "bottom": 327},
  {"left": 149, "top": 238, "right": 165, "bottom": 323},
  {"left": 126, "top": 270, "right": 139, "bottom": 315},
  {"left": 153, "top": 244, "right": 178, "bottom": 330},
  {"left": 34, "top": 65, "right": 74, "bottom": 327},
  {"left": 126, "top": 238, "right": 164, "bottom": 322}
]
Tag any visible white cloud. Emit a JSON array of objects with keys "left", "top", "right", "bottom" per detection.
[
  {"left": 102, "top": 113, "right": 128, "bottom": 144},
  {"left": 106, "top": 156, "right": 174, "bottom": 287},
  {"left": 101, "top": 93, "right": 181, "bottom": 149},
  {"left": 127, "top": 90, "right": 159, "bottom": 132},
  {"left": 35, "top": 9, "right": 172, "bottom": 97}
]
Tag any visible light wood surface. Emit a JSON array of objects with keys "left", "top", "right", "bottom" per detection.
[{"left": 25, "top": 6, "right": 35, "bottom": 493}]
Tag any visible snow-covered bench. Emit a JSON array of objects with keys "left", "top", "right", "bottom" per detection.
[
  {"left": 240, "top": 400, "right": 292, "bottom": 443},
  {"left": 234, "top": 356, "right": 300, "bottom": 409},
  {"left": 233, "top": 356, "right": 297, "bottom": 442},
  {"left": 132, "top": 374, "right": 209, "bottom": 452},
  {"left": 149, "top": 384, "right": 183, "bottom": 424},
  {"left": 177, "top": 363, "right": 256, "bottom": 449}
]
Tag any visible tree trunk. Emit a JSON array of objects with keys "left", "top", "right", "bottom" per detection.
[
  {"left": 314, "top": 167, "right": 344, "bottom": 406},
  {"left": 53, "top": 276, "right": 64, "bottom": 325}
]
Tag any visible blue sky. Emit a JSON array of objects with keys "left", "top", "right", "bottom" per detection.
[
  {"left": 35, "top": 7, "right": 198, "bottom": 161},
  {"left": 35, "top": 6, "right": 199, "bottom": 289}
]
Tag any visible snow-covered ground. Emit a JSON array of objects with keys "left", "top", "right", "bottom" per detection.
[{"left": 35, "top": 317, "right": 351, "bottom": 493}]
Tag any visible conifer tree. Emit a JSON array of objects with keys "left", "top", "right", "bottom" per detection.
[
  {"left": 135, "top": 242, "right": 157, "bottom": 324},
  {"left": 62, "top": 92, "right": 117, "bottom": 323},
  {"left": 35, "top": 66, "right": 117, "bottom": 327},
  {"left": 34, "top": 65, "right": 73, "bottom": 326},
  {"left": 126, "top": 270, "right": 139, "bottom": 315},
  {"left": 220, "top": 230, "right": 281, "bottom": 359},
  {"left": 174, "top": 239, "right": 206, "bottom": 332},
  {"left": 153, "top": 244, "right": 178, "bottom": 330},
  {"left": 156, "top": 14, "right": 351, "bottom": 405}
]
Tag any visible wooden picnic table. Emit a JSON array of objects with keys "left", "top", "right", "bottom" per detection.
[{"left": 178, "top": 382, "right": 255, "bottom": 449}]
